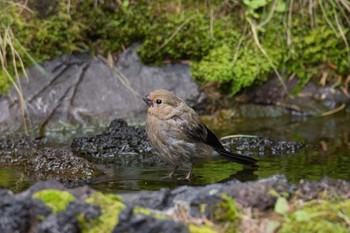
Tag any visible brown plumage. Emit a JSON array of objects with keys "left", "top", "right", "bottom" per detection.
[{"left": 143, "top": 89, "right": 257, "bottom": 179}]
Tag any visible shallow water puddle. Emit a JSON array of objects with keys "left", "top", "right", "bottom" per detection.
[{"left": 1, "top": 113, "right": 349, "bottom": 193}]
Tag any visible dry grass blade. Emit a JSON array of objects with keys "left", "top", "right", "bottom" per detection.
[
  {"left": 152, "top": 14, "right": 197, "bottom": 56},
  {"left": 248, "top": 18, "right": 289, "bottom": 95},
  {"left": 220, "top": 135, "right": 258, "bottom": 140},
  {"left": 318, "top": 0, "right": 339, "bottom": 36},
  {"left": 287, "top": 0, "right": 294, "bottom": 46},
  {"left": 318, "top": 103, "right": 345, "bottom": 117},
  {"left": 309, "top": 0, "right": 315, "bottom": 27},
  {"left": 15, "top": 38, "right": 46, "bottom": 75},
  {"left": 333, "top": 1, "right": 350, "bottom": 65},
  {"left": 258, "top": 0, "right": 279, "bottom": 28},
  {"left": 98, "top": 55, "right": 140, "bottom": 98},
  {"left": 337, "top": 0, "right": 350, "bottom": 13},
  {"left": 232, "top": 26, "right": 247, "bottom": 67},
  {"left": 1, "top": 28, "right": 28, "bottom": 134},
  {"left": 0, "top": 2, "right": 31, "bottom": 135}
]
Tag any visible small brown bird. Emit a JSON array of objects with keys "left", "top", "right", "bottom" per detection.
[{"left": 143, "top": 89, "right": 257, "bottom": 179}]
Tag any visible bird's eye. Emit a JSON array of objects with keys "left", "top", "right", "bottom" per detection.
[{"left": 156, "top": 99, "right": 162, "bottom": 104}]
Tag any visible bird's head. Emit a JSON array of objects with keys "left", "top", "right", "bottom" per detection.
[{"left": 143, "top": 89, "right": 184, "bottom": 119}]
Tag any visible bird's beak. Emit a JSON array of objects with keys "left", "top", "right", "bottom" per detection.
[{"left": 143, "top": 95, "right": 153, "bottom": 107}]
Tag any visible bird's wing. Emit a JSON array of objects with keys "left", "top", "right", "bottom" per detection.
[
  {"left": 174, "top": 112, "right": 223, "bottom": 148},
  {"left": 171, "top": 111, "right": 208, "bottom": 143},
  {"left": 174, "top": 114, "right": 257, "bottom": 166},
  {"left": 205, "top": 126, "right": 257, "bottom": 166}
]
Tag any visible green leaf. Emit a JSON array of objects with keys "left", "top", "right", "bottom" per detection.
[
  {"left": 266, "top": 220, "right": 281, "bottom": 233},
  {"left": 294, "top": 210, "right": 311, "bottom": 221},
  {"left": 274, "top": 197, "right": 289, "bottom": 215},
  {"left": 268, "top": 189, "right": 280, "bottom": 197},
  {"left": 243, "top": 0, "right": 269, "bottom": 9},
  {"left": 276, "top": 0, "right": 287, "bottom": 12}
]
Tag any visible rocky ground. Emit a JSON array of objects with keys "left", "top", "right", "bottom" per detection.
[{"left": 1, "top": 175, "right": 349, "bottom": 233}]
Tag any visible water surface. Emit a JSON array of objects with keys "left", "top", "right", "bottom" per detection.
[{"left": 1, "top": 113, "right": 349, "bottom": 193}]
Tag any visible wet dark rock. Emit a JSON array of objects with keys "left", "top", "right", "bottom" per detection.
[
  {"left": 0, "top": 136, "right": 96, "bottom": 187},
  {"left": 0, "top": 190, "right": 31, "bottom": 233},
  {"left": 247, "top": 76, "right": 350, "bottom": 116},
  {"left": 35, "top": 213, "right": 79, "bottom": 233},
  {"left": 17, "top": 180, "right": 66, "bottom": 199},
  {"left": 0, "top": 135, "right": 44, "bottom": 150},
  {"left": 35, "top": 201, "right": 101, "bottom": 233},
  {"left": 222, "top": 136, "right": 306, "bottom": 156},
  {"left": 296, "top": 177, "right": 350, "bottom": 201},
  {"left": 113, "top": 207, "right": 189, "bottom": 233},
  {"left": 0, "top": 44, "right": 206, "bottom": 132},
  {"left": 122, "top": 188, "right": 172, "bottom": 211},
  {"left": 121, "top": 175, "right": 293, "bottom": 213},
  {"left": 31, "top": 198, "right": 53, "bottom": 218},
  {"left": 221, "top": 175, "right": 293, "bottom": 210},
  {"left": 71, "top": 119, "right": 163, "bottom": 166},
  {"left": 18, "top": 180, "right": 96, "bottom": 201},
  {"left": 0, "top": 181, "right": 100, "bottom": 233},
  {"left": 1, "top": 175, "right": 349, "bottom": 233},
  {"left": 71, "top": 119, "right": 150, "bottom": 157}
]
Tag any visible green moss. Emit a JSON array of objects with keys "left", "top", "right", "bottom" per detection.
[
  {"left": 279, "top": 199, "right": 350, "bottom": 233},
  {"left": 230, "top": 42, "right": 272, "bottom": 94},
  {"left": 133, "top": 206, "right": 169, "bottom": 220},
  {"left": 32, "top": 190, "right": 75, "bottom": 214},
  {"left": 1, "top": 0, "right": 349, "bottom": 95},
  {"left": 213, "top": 194, "right": 241, "bottom": 232},
  {"left": 0, "top": 71, "right": 10, "bottom": 94},
  {"left": 191, "top": 44, "right": 233, "bottom": 82},
  {"left": 133, "top": 205, "right": 218, "bottom": 232},
  {"left": 138, "top": 9, "right": 216, "bottom": 64},
  {"left": 189, "top": 223, "right": 218, "bottom": 233},
  {"left": 78, "top": 192, "right": 125, "bottom": 233},
  {"left": 285, "top": 21, "right": 349, "bottom": 92}
]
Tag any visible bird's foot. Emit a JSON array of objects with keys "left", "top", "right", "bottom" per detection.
[
  {"left": 162, "top": 166, "right": 179, "bottom": 180},
  {"left": 161, "top": 175, "right": 177, "bottom": 180},
  {"left": 178, "top": 168, "right": 193, "bottom": 181},
  {"left": 177, "top": 176, "right": 192, "bottom": 182}
]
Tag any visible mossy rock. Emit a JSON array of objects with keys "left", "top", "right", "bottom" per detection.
[
  {"left": 32, "top": 190, "right": 76, "bottom": 214},
  {"left": 78, "top": 192, "right": 125, "bottom": 233},
  {"left": 213, "top": 194, "right": 241, "bottom": 232},
  {"left": 279, "top": 199, "right": 350, "bottom": 233}
]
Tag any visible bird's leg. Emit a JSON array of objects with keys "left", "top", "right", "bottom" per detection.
[
  {"left": 168, "top": 165, "right": 179, "bottom": 178},
  {"left": 185, "top": 166, "right": 193, "bottom": 180}
]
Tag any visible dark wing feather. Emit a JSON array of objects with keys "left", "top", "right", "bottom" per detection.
[
  {"left": 205, "top": 126, "right": 257, "bottom": 166},
  {"left": 176, "top": 114, "right": 257, "bottom": 166}
]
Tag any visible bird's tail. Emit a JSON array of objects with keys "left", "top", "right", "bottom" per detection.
[{"left": 216, "top": 148, "right": 258, "bottom": 167}]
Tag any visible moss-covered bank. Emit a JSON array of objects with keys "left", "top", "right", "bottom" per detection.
[
  {"left": 1, "top": 0, "right": 349, "bottom": 94},
  {"left": 19, "top": 176, "right": 350, "bottom": 232}
]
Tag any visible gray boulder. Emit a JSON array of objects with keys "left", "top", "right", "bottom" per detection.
[{"left": 0, "top": 44, "right": 206, "bottom": 132}]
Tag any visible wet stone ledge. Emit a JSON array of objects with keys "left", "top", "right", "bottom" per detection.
[
  {"left": 71, "top": 119, "right": 165, "bottom": 166},
  {"left": 71, "top": 119, "right": 306, "bottom": 165},
  {"left": 0, "top": 135, "right": 96, "bottom": 187},
  {"left": 0, "top": 176, "right": 349, "bottom": 233},
  {"left": 222, "top": 136, "right": 306, "bottom": 156}
]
